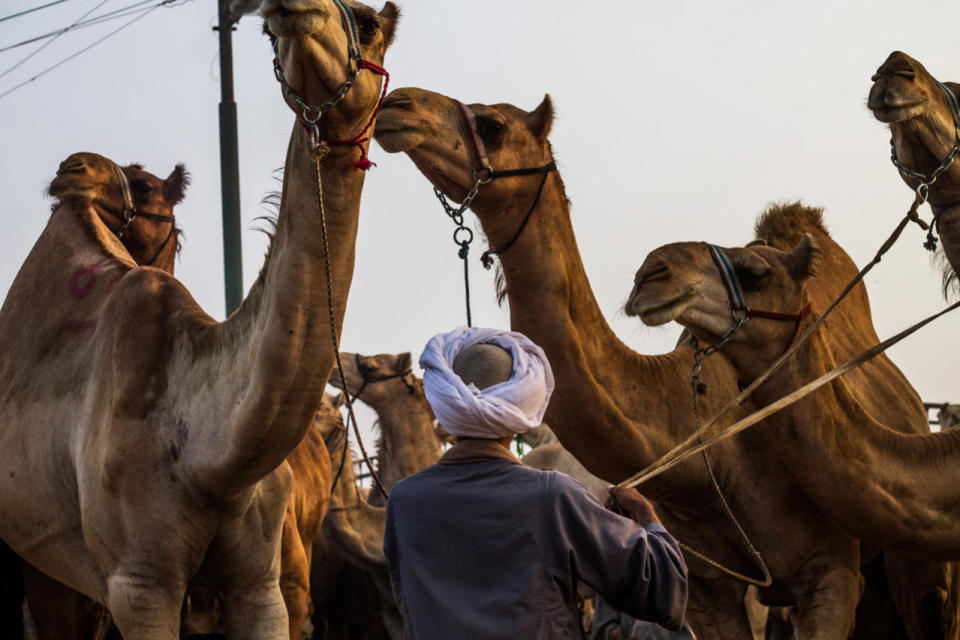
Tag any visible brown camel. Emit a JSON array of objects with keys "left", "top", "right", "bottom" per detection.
[
  {"left": 327, "top": 351, "right": 441, "bottom": 502},
  {"left": 310, "top": 394, "right": 400, "bottom": 639},
  {"left": 0, "top": 2, "right": 398, "bottom": 637},
  {"left": 626, "top": 222, "right": 960, "bottom": 635},
  {"left": 868, "top": 51, "right": 960, "bottom": 289},
  {"left": 374, "top": 89, "right": 952, "bottom": 639}
]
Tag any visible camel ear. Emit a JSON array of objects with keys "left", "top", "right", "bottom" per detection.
[
  {"left": 784, "top": 233, "right": 820, "bottom": 282},
  {"left": 331, "top": 392, "right": 347, "bottom": 409},
  {"left": 396, "top": 352, "right": 412, "bottom": 372},
  {"left": 163, "top": 164, "right": 190, "bottom": 206},
  {"left": 379, "top": 2, "right": 400, "bottom": 49},
  {"left": 527, "top": 94, "right": 554, "bottom": 141},
  {"left": 732, "top": 250, "right": 772, "bottom": 282}
]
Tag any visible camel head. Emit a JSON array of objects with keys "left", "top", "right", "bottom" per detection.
[
  {"left": 374, "top": 87, "right": 555, "bottom": 226},
  {"left": 262, "top": 0, "right": 399, "bottom": 132},
  {"left": 48, "top": 152, "right": 187, "bottom": 270},
  {"left": 625, "top": 236, "right": 820, "bottom": 375},
  {"left": 868, "top": 51, "right": 960, "bottom": 206},
  {"left": 328, "top": 351, "right": 419, "bottom": 405}
]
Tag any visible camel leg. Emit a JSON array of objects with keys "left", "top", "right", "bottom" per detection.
[
  {"left": 212, "top": 466, "right": 292, "bottom": 639},
  {"left": 21, "top": 561, "right": 110, "bottom": 640},
  {"left": 883, "top": 552, "right": 959, "bottom": 640},
  {"left": 791, "top": 563, "right": 863, "bottom": 640},
  {"left": 279, "top": 514, "right": 311, "bottom": 639},
  {"left": 685, "top": 574, "right": 758, "bottom": 640},
  {"left": 104, "top": 566, "right": 186, "bottom": 640}
]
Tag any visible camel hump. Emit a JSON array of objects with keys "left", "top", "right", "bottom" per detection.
[{"left": 753, "top": 201, "right": 830, "bottom": 249}]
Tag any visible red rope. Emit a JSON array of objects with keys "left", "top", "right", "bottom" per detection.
[{"left": 302, "top": 60, "right": 390, "bottom": 171}]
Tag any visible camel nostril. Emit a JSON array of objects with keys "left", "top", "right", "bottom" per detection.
[
  {"left": 57, "top": 161, "right": 86, "bottom": 175},
  {"left": 382, "top": 95, "right": 415, "bottom": 111},
  {"left": 636, "top": 263, "right": 669, "bottom": 287}
]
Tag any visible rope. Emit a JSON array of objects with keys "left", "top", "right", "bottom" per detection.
[
  {"left": 618, "top": 195, "right": 932, "bottom": 491},
  {"left": 312, "top": 147, "right": 388, "bottom": 499},
  {"left": 623, "top": 298, "right": 960, "bottom": 489}
]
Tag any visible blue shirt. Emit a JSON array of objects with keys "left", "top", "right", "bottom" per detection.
[{"left": 384, "top": 440, "right": 688, "bottom": 639}]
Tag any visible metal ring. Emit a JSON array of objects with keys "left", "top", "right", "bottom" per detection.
[{"left": 453, "top": 226, "right": 474, "bottom": 246}]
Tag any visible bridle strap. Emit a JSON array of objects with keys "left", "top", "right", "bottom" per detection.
[
  {"left": 456, "top": 102, "right": 493, "bottom": 180},
  {"left": 352, "top": 352, "right": 415, "bottom": 399},
  {"left": 110, "top": 162, "right": 176, "bottom": 265},
  {"left": 708, "top": 244, "right": 813, "bottom": 330},
  {"left": 271, "top": 0, "right": 389, "bottom": 171},
  {"left": 480, "top": 163, "right": 556, "bottom": 269}
]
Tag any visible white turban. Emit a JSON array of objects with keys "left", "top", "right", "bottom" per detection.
[{"left": 419, "top": 327, "right": 555, "bottom": 439}]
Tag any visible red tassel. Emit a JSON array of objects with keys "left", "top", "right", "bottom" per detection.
[{"left": 351, "top": 156, "right": 375, "bottom": 171}]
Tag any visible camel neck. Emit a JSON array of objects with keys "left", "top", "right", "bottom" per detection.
[
  {"left": 210, "top": 122, "right": 366, "bottom": 494},
  {"left": 371, "top": 390, "right": 440, "bottom": 489},
  {"left": 473, "top": 174, "right": 734, "bottom": 492},
  {"left": 935, "top": 203, "right": 960, "bottom": 274}
]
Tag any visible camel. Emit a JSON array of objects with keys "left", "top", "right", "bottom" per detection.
[
  {"left": 310, "top": 394, "right": 399, "bottom": 640},
  {"left": 0, "top": 2, "right": 398, "bottom": 637},
  {"left": 940, "top": 405, "right": 960, "bottom": 430},
  {"left": 868, "top": 51, "right": 960, "bottom": 289},
  {"left": 625, "top": 224, "right": 960, "bottom": 558},
  {"left": 374, "top": 89, "right": 953, "bottom": 639},
  {"left": 625, "top": 217, "right": 960, "bottom": 635},
  {"left": 326, "top": 351, "right": 441, "bottom": 502},
  {"left": 16, "top": 152, "right": 186, "bottom": 640}
]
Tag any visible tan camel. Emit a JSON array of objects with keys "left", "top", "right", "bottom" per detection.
[
  {"left": 19, "top": 152, "right": 187, "bottom": 640},
  {"left": 868, "top": 51, "right": 960, "bottom": 288},
  {"left": 374, "top": 90, "right": 952, "bottom": 639},
  {"left": 0, "top": 2, "right": 397, "bottom": 637},
  {"left": 327, "top": 351, "right": 441, "bottom": 501}
]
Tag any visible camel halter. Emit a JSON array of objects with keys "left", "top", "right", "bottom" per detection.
[
  {"left": 269, "top": 0, "right": 389, "bottom": 170},
  {"left": 352, "top": 353, "right": 416, "bottom": 398},
  {"left": 111, "top": 163, "right": 177, "bottom": 267},
  {"left": 267, "top": 0, "right": 389, "bottom": 498},
  {"left": 886, "top": 78, "right": 960, "bottom": 250},
  {"left": 433, "top": 101, "right": 556, "bottom": 326}
]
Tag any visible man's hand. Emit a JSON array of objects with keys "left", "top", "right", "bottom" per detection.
[{"left": 607, "top": 486, "right": 661, "bottom": 527}]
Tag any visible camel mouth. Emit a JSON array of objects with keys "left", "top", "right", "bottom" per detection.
[
  {"left": 626, "top": 288, "right": 696, "bottom": 326},
  {"left": 870, "top": 101, "right": 925, "bottom": 124}
]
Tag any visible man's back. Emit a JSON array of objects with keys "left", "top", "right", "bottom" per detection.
[{"left": 384, "top": 440, "right": 687, "bottom": 639}]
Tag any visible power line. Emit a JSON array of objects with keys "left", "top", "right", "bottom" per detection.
[
  {"left": 0, "top": 0, "right": 109, "bottom": 80},
  {"left": 0, "top": 0, "right": 71, "bottom": 24},
  {"left": 0, "top": 0, "right": 158, "bottom": 54},
  {"left": 0, "top": 0, "right": 189, "bottom": 102}
]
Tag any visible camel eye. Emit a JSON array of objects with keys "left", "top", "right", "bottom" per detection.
[
  {"left": 132, "top": 181, "right": 154, "bottom": 198},
  {"left": 478, "top": 120, "right": 506, "bottom": 145},
  {"left": 359, "top": 18, "right": 379, "bottom": 39}
]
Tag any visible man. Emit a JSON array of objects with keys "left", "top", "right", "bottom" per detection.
[{"left": 384, "top": 327, "right": 688, "bottom": 639}]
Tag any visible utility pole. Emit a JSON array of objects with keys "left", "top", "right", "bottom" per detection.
[{"left": 217, "top": 0, "right": 243, "bottom": 315}]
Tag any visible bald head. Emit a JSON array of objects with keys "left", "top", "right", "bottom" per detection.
[{"left": 452, "top": 343, "right": 513, "bottom": 390}]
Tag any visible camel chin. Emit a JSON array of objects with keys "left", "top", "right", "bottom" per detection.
[
  {"left": 871, "top": 103, "right": 925, "bottom": 124},
  {"left": 372, "top": 127, "right": 425, "bottom": 153},
  {"left": 626, "top": 291, "right": 695, "bottom": 327}
]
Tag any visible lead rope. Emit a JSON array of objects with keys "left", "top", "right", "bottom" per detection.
[
  {"left": 683, "top": 336, "right": 772, "bottom": 586},
  {"left": 312, "top": 142, "right": 388, "bottom": 499}
]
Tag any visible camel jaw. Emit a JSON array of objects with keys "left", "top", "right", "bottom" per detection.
[
  {"left": 871, "top": 101, "right": 926, "bottom": 124},
  {"left": 373, "top": 114, "right": 426, "bottom": 153},
  {"left": 626, "top": 288, "right": 696, "bottom": 327}
]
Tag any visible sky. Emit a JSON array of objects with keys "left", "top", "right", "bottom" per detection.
[{"left": 1, "top": 0, "right": 958, "bottom": 447}]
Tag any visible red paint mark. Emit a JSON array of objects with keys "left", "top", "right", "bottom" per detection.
[{"left": 69, "top": 264, "right": 101, "bottom": 300}]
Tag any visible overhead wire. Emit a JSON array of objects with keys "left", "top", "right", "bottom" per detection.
[
  {"left": 0, "top": 0, "right": 109, "bottom": 80},
  {"left": 0, "top": 0, "right": 159, "bottom": 54},
  {"left": 0, "top": 0, "right": 191, "bottom": 102},
  {"left": 0, "top": 0, "right": 71, "bottom": 24}
]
